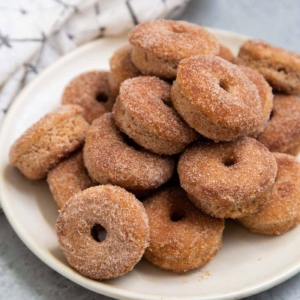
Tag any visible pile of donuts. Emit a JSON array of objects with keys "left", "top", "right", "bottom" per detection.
[{"left": 9, "top": 20, "right": 300, "bottom": 280}]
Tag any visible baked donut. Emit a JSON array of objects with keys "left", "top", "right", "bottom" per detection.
[
  {"left": 129, "top": 20, "right": 219, "bottom": 79},
  {"left": 83, "top": 113, "right": 175, "bottom": 195},
  {"left": 236, "top": 39, "right": 300, "bottom": 94},
  {"left": 178, "top": 137, "right": 278, "bottom": 219},
  {"left": 258, "top": 94, "right": 300, "bottom": 155},
  {"left": 56, "top": 185, "right": 149, "bottom": 280},
  {"left": 171, "top": 55, "right": 262, "bottom": 142},
  {"left": 239, "top": 65, "right": 273, "bottom": 136},
  {"left": 47, "top": 150, "right": 95, "bottom": 209},
  {"left": 143, "top": 186, "right": 224, "bottom": 273},
  {"left": 113, "top": 76, "right": 199, "bottom": 155},
  {"left": 9, "top": 105, "right": 89, "bottom": 180},
  {"left": 108, "top": 44, "right": 141, "bottom": 97},
  {"left": 62, "top": 71, "right": 115, "bottom": 123},
  {"left": 238, "top": 153, "right": 300, "bottom": 235},
  {"left": 217, "top": 43, "right": 235, "bottom": 62}
]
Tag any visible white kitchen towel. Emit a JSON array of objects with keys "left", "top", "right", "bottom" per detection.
[{"left": 0, "top": 0, "right": 190, "bottom": 124}]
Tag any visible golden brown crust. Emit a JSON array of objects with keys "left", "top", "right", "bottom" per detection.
[
  {"left": 236, "top": 39, "right": 300, "bottom": 94},
  {"left": 113, "top": 76, "right": 199, "bottom": 155},
  {"left": 217, "top": 44, "right": 235, "bottom": 62},
  {"left": 108, "top": 44, "right": 141, "bottom": 96},
  {"left": 129, "top": 20, "right": 219, "bottom": 78},
  {"left": 143, "top": 187, "right": 224, "bottom": 273},
  {"left": 178, "top": 137, "right": 278, "bottom": 218},
  {"left": 62, "top": 71, "right": 115, "bottom": 123},
  {"left": 47, "top": 150, "right": 95, "bottom": 209},
  {"left": 56, "top": 185, "right": 149, "bottom": 280},
  {"left": 258, "top": 94, "right": 300, "bottom": 155},
  {"left": 237, "top": 153, "right": 300, "bottom": 235},
  {"left": 83, "top": 113, "right": 175, "bottom": 195},
  {"left": 171, "top": 55, "right": 262, "bottom": 142},
  {"left": 239, "top": 65, "right": 273, "bottom": 136},
  {"left": 9, "top": 105, "right": 89, "bottom": 180}
]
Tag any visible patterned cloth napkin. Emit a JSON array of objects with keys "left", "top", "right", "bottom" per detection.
[{"left": 0, "top": 0, "right": 189, "bottom": 124}]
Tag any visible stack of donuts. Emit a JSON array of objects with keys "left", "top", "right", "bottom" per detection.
[{"left": 9, "top": 20, "right": 300, "bottom": 280}]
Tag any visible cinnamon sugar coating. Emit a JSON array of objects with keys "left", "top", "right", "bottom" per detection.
[
  {"left": 47, "top": 150, "right": 95, "bottom": 209},
  {"left": 217, "top": 44, "right": 235, "bottom": 62},
  {"left": 113, "top": 76, "right": 199, "bottom": 155},
  {"left": 56, "top": 185, "right": 149, "bottom": 280},
  {"left": 258, "top": 94, "right": 300, "bottom": 155},
  {"left": 62, "top": 71, "right": 115, "bottom": 123},
  {"left": 83, "top": 113, "right": 175, "bottom": 195},
  {"left": 9, "top": 105, "right": 89, "bottom": 180},
  {"left": 143, "top": 187, "right": 224, "bottom": 273},
  {"left": 238, "top": 153, "right": 300, "bottom": 235},
  {"left": 239, "top": 65, "right": 273, "bottom": 136},
  {"left": 108, "top": 44, "right": 141, "bottom": 97},
  {"left": 129, "top": 20, "right": 219, "bottom": 79},
  {"left": 236, "top": 39, "right": 300, "bottom": 94},
  {"left": 171, "top": 55, "right": 262, "bottom": 142},
  {"left": 178, "top": 137, "right": 278, "bottom": 219}
]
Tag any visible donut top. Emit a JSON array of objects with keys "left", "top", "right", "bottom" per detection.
[
  {"left": 9, "top": 104, "right": 85, "bottom": 166},
  {"left": 129, "top": 20, "right": 219, "bottom": 61},
  {"left": 176, "top": 55, "right": 262, "bottom": 129}
]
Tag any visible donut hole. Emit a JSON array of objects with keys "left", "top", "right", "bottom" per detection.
[
  {"left": 219, "top": 79, "right": 229, "bottom": 92},
  {"left": 170, "top": 211, "right": 185, "bottom": 222},
  {"left": 91, "top": 224, "right": 107, "bottom": 242},
  {"left": 222, "top": 156, "right": 236, "bottom": 167},
  {"left": 96, "top": 93, "right": 109, "bottom": 103}
]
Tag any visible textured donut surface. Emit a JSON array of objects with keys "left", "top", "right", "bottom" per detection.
[
  {"left": 113, "top": 76, "right": 199, "bottom": 155},
  {"left": 56, "top": 185, "right": 149, "bottom": 280},
  {"left": 9, "top": 105, "right": 89, "bottom": 180},
  {"left": 171, "top": 55, "right": 262, "bottom": 142},
  {"left": 144, "top": 186, "right": 224, "bottom": 272},
  {"left": 178, "top": 137, "right": 278, "bottom": 218}
]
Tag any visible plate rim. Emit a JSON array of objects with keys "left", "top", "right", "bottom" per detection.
[{"left": 1, "top": 27, "right": 299, "bottom": 300}]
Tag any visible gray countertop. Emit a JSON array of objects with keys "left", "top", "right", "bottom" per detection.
[{"left": 1, "top": 0, "right": 300, "bottom": 299}]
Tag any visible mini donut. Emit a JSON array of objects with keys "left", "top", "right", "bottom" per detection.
[
  {"left": 239, "top": 65, "right": 273, "bottom": 136},
  {"left": 238, "top": 153, "right": 300, "bottom": 235},
  {"left": 56, "top": 185, "right": 149, "bottom": 280},
  {"left": 236, "top": 39, "right": 300, "bottom": 95},
  {"left": 258, "top": 94, "right": 300, "bottom": 155},
  {"left": 113, "top": 76, "right": 199, "bottom": 155},
  {"left": 108, "top": 44, "right": 141, "bottom": 97},
  {"left": 62, "top": 71, "right": 115, "bottom": 123},
  {"left": 83, "top": 113, "right": 175, "bottom": 195},
  {"left": 129, "top": 20, "right": 219, "bottom": 79},
  {"left": 9, "top": 105, "right": 89, "bottom": 180},
  {"left": 47, "top": 150, "right": 95, "bottom": 209},
  {"left": 178, "top": 137, "right": 278, "bottom": 219},
  {"left": 171, "top": 55, "right": 262, "bottom": 142},
  {"left": 143, "top": 186, "right": 224, "bottom": 273},
  {"left": 217, "top": 43, "right": 235, "bottom": 62}
]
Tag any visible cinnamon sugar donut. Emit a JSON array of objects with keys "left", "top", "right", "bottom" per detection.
[
  {"left": 108, "top": 44, "right": 141, "bottom": 97},
  {"left": 47, "top": 150, "right": 95, "bottom": 209},
  {"left": 83, "top": 113, "right": 174, "bottom": 195},
  {"left": 236, "top": 40, "right": 300, "bottom": 94},
  {"left": 9, "top": 105, "right": 89, "bottom": 180},
  {"left": 217, "top": 44, "right": 235, "bottom": 62},
  {"left": 258, "top": 94, "right": 300, "bottom": 155},
  {"left": 62, "top": 71, "right": 115, "bottom": 123},
  {"left": 113, "top": 76, "right": 199, "bottom": 155},
  {"left": 238, "top": 153, "right": 300, "bottom": 235},
  {"left": 171, "top": 55, "right": 262, "bottom": 142},
  {"left": 239, "top": 65, "right": 273, "bottom": 136},
  {"left": 143, "top": 187, "right": 224, "bottom": 273},
  {"left": 129, "top": 20, "right": 219, "bottom": 79},
  {"left": 56, "top": 185, "right": 149, "bottom": 280},
  {"left": 178, "top": 137, "right": 278, "bottom": 219}
]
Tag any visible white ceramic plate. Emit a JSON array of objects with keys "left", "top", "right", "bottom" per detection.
[{"left": 1, "top": 28, "right": 300, "bottom": 300}]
